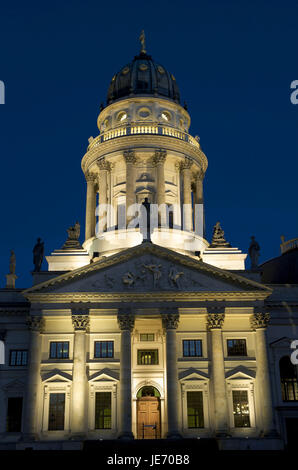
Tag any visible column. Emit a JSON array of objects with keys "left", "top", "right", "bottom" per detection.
[
  {"left": 153, "top": 149, "right": 167, "bottom": 226},
  {"left": 194, "top": 169, "right": 205, "bottom": 237},
  {"left": 124, "top": 150, "right": 136, "bottom": 225},
  {"left": 71, "top": 308, "right": 89, "bottom": 436},
  {"left": 181, "top": 157, "right": 193, "bottom": 231},
  {"left": 24, "top": 315, "right": 44, "bottom": 439},
  {"left": 207, "top": 309, "right": 229, "bottom": 435},
  {"left": 117, "top": 310, "right": 134, "bottom": 439},
  {"left": 162, "top": 312, "right": 181, "bottom": 438},
  {"left": 251, "top": 311, "right": 276, "bottom": 436},
  {"left": 97, "top": 158, "right": 110, "bottom": 232},
  {"left": 85, "top": 172, "right": 96, "bottom": 241}
]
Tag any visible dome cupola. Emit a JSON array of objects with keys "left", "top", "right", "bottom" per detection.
[{"left": 107, "top": 32, "right": 180, "bottom": 105}]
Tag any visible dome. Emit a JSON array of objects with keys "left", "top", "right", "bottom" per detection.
[
  {"left": 107, "top": 52, "right": 180, "bottom": 105},
  {"left": 260, "top": 247, "right": 298, "bottom": 284}
]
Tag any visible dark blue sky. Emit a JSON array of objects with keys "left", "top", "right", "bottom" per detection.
[{"left": 0, "top": 0, "right": 298, "bottom": 287}]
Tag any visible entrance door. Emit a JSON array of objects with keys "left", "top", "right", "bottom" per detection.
[{"left": 137, "top": 396, "right": 161, "bottom": 439}]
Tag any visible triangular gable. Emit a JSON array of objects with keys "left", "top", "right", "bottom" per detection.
[
  {"left": 269, "top": 337, "right": 294, "bottom": 349},
  {"left": 42, "top": 369, "right": 72, "bottom": 383},
  {"left": 89, "top": 368, "right": 119, "bottom": 382},
  {"left": 179, "top": 368, "right": 209, "bottom": 381},
  {"left": 23, "top": 243, "right": 271, "bottom": 297},
  {"left": 1, "top": 379, "right": 25, "bottom": 391},
  {"left": 225, "top": 365, "right": 256, "bottom": 380}
]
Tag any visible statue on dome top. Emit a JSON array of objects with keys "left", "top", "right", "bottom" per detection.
[
  {"left": 248, "top": 235, "right": 260, "bottom": 270},
  {"left": 33, "top": 238, "right": 44, "bottom": 272},
  {"left": 139, "top": 30, "right": 146, "bottom": 54}
]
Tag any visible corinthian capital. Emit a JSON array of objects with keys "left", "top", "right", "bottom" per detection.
[
  {"left": 153, "top": 149, "right": 167, "bottom": 165},
  {"left": 180, "top": 157, "right": 193, "bottom": 171},
  {"left": 195, "top": 168, "right": 204, "bottom": 181},
  {"left": 85, "top": 171, "right": 96, "bottom": 183},
  {"left": 97, "top": 158, "right": 111, "bottom": 171},
  {"left": 72, "top": 314, "right": 90, "bottom": 331},
  {"left": 251, "top": 312, "right": 270, "bottom": 330},
  {"left": 207, "top": 313, "right": 225, "bottom": 329},
  {"left": 117, "top": 311, "right": 135, "bottom": 331},
  {"left": 123, "top": 149, "right": 137, "bottom": 164},
  {"left": 27, "top": 315, "right": 44, "bottom": 332},
  {"left": 162, "top": 313, "right": 179, "bottom": 330}
]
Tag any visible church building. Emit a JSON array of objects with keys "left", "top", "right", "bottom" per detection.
[{"left": 0, "top": 36, "right": 298, "bottom": 451}]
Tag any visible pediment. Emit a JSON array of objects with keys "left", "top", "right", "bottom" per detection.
[
  {"left": 1, "top": 379, "right": 25, "bottom": 392},
  {"left": 42, "top": 369, "right": 72, "bottom": 383},
  {"left": 89, "top": 368, "right": 119, "bottom": 382},
  {"left": 225, "top": 365, "right": 256, "bottom": 380},
  {"left": 270, "top": 337, "right": 294, "bottom": 349},
  {"left": 24, "top": 243, "right": 270, "bottom": 297},
  {"left": 179, "top": 368, "right": 209, "bottom": 381}
]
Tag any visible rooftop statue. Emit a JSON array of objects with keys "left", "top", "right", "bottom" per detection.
[
  {"left": 9, "top": 250, "right": 16, "bottom": 275},
  {"left": 210, "top": 221, "right": 231, "bottom": 248},
  {"left": 249, "top": 236, "right": 260, "bottom": 270},
  {"left": 62, "top": 221, "right": 82, "bottom": 250},
  {"left": 33, "top": 238, "right": 44, "bottom": 272}
]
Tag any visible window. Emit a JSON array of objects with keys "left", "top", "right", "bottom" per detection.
[
  {"left": 140, "top": 333, "right": 154, "bottom": 342},
  {"left": 6, "top": 397, "right": 23, "bottom": 432},
  {"left": 9, "top": 350, "right": 28, "bottom": 366},
  {"left": 280, "top": 356, "right": 298, "bottom": 401},
  {"left": 183, "top": 340, "right": 202, "bottom": 358},
  {"left": 232, "top": 390, "right": 250, "bottom": 427},
  {"left": 95, "top": 392, "right": 112, "bottom": 429},
  {"left": 48, "top": 393, "right": 65, "bottom": 430},
  {"left": 49, "top": 342, "right": 69, "bottom": 359},
  {"left": 94, "top": 341, "right": 114, "bottom": 358},
  {"left": 187, "top": 391, "right": 204, "bottom": 428},
  {"left": 137, "top": 350, "right": 159, "bottom": 365},
  {"left": 227, "top": 339, "right": 247, "bottom": 356}
]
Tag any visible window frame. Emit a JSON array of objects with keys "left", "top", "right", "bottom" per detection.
[
  {"left": 139, "top": 333, "right": 155, "bottom": 342},
  {"left": 137, "top": 349, "right": 159, "bottom": 365},
  {"left": 182, "top": 339, "right": 203, "bottom": 358},
  {"left": 48, "top": 392, "right": 66, "bottom": 431},
  {"left": 232, "top": 389, "right": 251, "bottom": 428},
  {"left": 94, "top": 341, "right": 114, "bottom": 359},
  {"left": 226, "top": 339, "right": 247, "bottom": 357},
  {"left": 6, "top": 396, "right": 23, "bottom": 432},
  {"left": 186, "top": 390, "right": 204, "bottom": 429},
  {"left": 49, "top": 341, "right": 70, "bottom": 360},
  {"left": 9, "top": 349, "right": 28, "bottom": 366},
  {"left": 95, "top": 391, "right": 112, "bottom": 429}
]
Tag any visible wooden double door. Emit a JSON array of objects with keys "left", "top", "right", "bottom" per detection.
[{"left": 137, "top": 396, "right": 161, "bottom": 439}]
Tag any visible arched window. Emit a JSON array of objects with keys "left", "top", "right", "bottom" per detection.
[{"left": 279, "top": 356, "right": 298, "bottom": 401}]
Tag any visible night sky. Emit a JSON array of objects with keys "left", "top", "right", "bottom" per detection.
[{"left": 0, "top": 0, "right": 297, "bottom": 287}]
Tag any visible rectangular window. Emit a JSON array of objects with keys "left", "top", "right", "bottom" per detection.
[
  {"left": 6, "top": 397, "right": 23, "bottom": 432},
  {"left": 48, "top": 393, "right": 65, "bottom": 431},
  {"left": 140, "top": 333, "right": 155, "bottom": 341},
  {"left": 94, "top": 341, "right": 114, "bottom": 358},
  {"left": 183, "top": 340, "right": 202, "bottom": 357},
  {"left": 95, "top": 392, "right": 112, "bottom": 429},
  {"left": 137, "top": 349, "right": 159, "bottom": 365},
  {"left": 9, "top": 350, "right": 28, "bottom": 366},
  {"left": 227, "top": 339, "right": 247, "bottom": 357},
  {"left": 49, "top": 342, "right": 69, "bottom": 359},
  {"left": 232, "top": 390, "right": 250, "bottom": 427},
  {"left": 187, "top": 391, "right": 204, "bottom": 428}
]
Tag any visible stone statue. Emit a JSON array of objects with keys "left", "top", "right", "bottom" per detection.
[
  {"left": 142, "top": 198, "right": 151, "bottom": 242},
  {"left": 168, "top": 266, "right": 184, "bottom": 288},
  {"left": 210, "top": 221, "right": 231, "bottom": 247},
  {"left": 248, "top": 236, "right": 260, "bottom": 270},
  {"left": 33, "top": 238, "right": 44, "bottom": 272},
  {"left": 139, "top": 29, "right": 146, "bottom": 54},
  {"left": 67, "top": 221, "right": 80, "bottom": 240},
  {"left": 62, "top": 221, "right": 82, "bottom": 250},
  {"left": 9, "top": 250, "right": 16, "bottom": 275},
  {"left": 122, "top": 271, "right": 136, "bottom": 287},
  {"left": 142, "top": 262, "right": 162, "bottom": 287}
]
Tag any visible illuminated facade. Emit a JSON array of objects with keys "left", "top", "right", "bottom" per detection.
[{"left": 0, "top": 42, "right": 298, "bottom": 451}]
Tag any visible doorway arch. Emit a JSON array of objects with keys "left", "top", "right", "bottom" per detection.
[{"left": 136, "top": 386, "right": 161, "bottom": 439}]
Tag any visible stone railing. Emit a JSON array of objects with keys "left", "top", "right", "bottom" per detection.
[
  {"left": 87, "top": 124, "right": 200, "bottom": 150},
  {"left": 280, "top": 237, "right": 298, "bottom": 254}
]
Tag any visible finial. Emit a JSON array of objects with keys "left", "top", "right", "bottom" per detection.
[
  {"left": 139, "top": 30, "right": 146, "bottom": 54},
  {"left": 6, "top": 250, "right": 17, "bottom": 288}
]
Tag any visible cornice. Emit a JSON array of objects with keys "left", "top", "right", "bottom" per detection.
[
  {"left": 81, "top": 134, "right": 208, "bottom": 174},
  {"left": 24, "top": 291, "right": 270, "bottom": 304}
]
